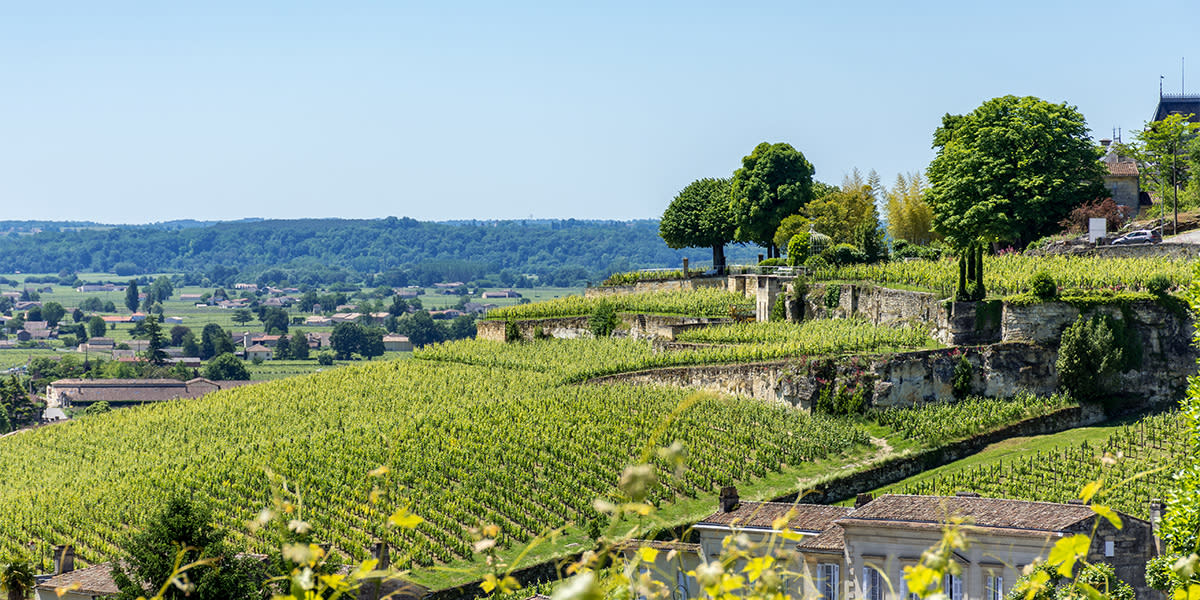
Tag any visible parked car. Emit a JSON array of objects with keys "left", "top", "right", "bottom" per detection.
[{"left": 1111, "top": 229, "right": 1163, "bottom": 245}]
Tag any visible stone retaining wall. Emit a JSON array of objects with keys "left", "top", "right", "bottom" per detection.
[{"left": 477, "top": 314, "right": 733, "bottom": 342}]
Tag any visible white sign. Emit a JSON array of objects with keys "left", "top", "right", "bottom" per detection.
[{"left": 1088, "top": 217, "right": 1107, "bottom": 243}]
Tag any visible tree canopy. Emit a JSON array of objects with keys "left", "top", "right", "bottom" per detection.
[
  {"left": 202, "top": 353, "right": 249, "bottom": 381},
  {"left": 658, "top": 178, "right": 736, "bottom": 273},
  {"left": 926, "top": 95, "right": 1106, "bottom": 247},
  {"left": 885, "top": 172, "right": 935, "bottom": 245},
  {"left": 806, "top": 169, "right": 881, "bottom": 244},
  {"left": 730, "top": 142, "right": 815, "bottom": 256}
]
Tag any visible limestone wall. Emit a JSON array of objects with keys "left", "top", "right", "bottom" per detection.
[
  {"left": 584, "top": 276, "right": 727, "bottom": 298},
  {"left": 477, "top": 314, "right": 732, "bottom": 342}
]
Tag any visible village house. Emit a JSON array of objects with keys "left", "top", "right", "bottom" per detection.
[
  {"left": 1099, "top": 139, "right": 1146, "bottom": 218},
  {"left": 428, "top": 309, "right": 464, "bottom": 320},
  {"left": 481, "top": 289, "right": 521, "bottom": 299},
  {"left": 233, "top": 283, "right": 259, "bottom": 292},
  {"left": 623, "top": 489, "right": 1158, "bottom": 600},
  {"left": 462, "top": 302, "right": 498, "bottom": 315},
  {"left": 74, "top": 283, "right": 126, "bottom": 293},
  {"left": 331, "top": 312, "right": 363, "bottom": 323},
  {"left": 14, "top": 300, "right": 42, "bottom": 311},
  {"left": 45, "top": 378, "right": 256, "bottom": 408},
  {"left": 304, "top": 315, "right": 333, "bottom": 327},
  {"left": 369, "top": 312, "right": 391, "bottom": 326},
  {"left": 179, "top": 293, "right": 203, "bottom": 302},
  {"left": 383, "top": 334, "right": 413, "bottom": 352},
  {"left": 245, "top": 343, "right": 273, "bottom": 361},
  {"left": 307, "top": 331, "right": 332, "bottom": 349}
]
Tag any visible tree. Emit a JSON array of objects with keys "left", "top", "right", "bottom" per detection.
[
  {"left": 169, "top": 325, "right": 191, "bottom": 347},
  {"left": 274, "top": 333, "right": 291, "bottom": 361},
  {"left": 0, "top": 556, "right": 35, "bottom": 600},
  {"left": 41, "top": 302, "right": 66, "bottom": 327},
  {"left": 805, "top": 169, "right": 881, "bottom": 244},
  {"left": 202, "top": 353, "right": 250, "bottom": 381},
  {"left": 181, "top": 331, "right": 200, "bottom": 358},
  {"left": 87, "top": 316, "right": 107, "bottom": 338},
  {"left": 330, "top": 322, "right": 385, "bottom": 360},
  {"left": 773, "top": 214, "right": 812, "bottom": 255},
  {"left": 395, "top": 312, "right": 445, "bottom": 348},
  {"left": 729, "top": 142, "right": 816, "bottom": 257},
  {"left": 147, "top": 276, "right": 174, "bottom": 304},
  {"left": 111, "top": 495, "right": 264, "bottom": 600},
  {"left": 140, "top": 316, "right": 169, "bottom": 365},
  {"left": 125, "top": 280, "right": 140, "bottom": 313},
  {"left": 1056, "top": 314, "right": 1122, "bottom": 402},
  {"left": 258, "top": 307, "right": 289, "bottom": 334},
  {"left": 71, "top": 307, "right": 84, "bottom": 323},
  {"left": 289, "top": 329, "right": 310, "bottom": 360},
  {"left": 1119, "top": 113, "right": 1200, "bottom": 232},
  {"left": 926, "top": 95, "right": 1106, "bottom": 247},
  {"left": 231, "top": 309, "right": 253, "bottom": 326},
  {"left": 200, "top": 324, "right": 233, "bottom": 360},
  {"left": 659, "top": 178, "right": 736, "bottom": 273},
  {"left": 885, "top": 172, "right": 935, "bottom": 245}
]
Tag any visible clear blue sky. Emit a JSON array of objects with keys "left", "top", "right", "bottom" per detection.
[{"left": 0, "top": 1, "right": 1194, "bottom": 224}]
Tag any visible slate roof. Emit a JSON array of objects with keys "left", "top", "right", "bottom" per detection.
[
  {"left": 36, "top": 563, "right": 121, "bottom": 596},
  {"left": 1154, "top": 95, "right": 1200, "bottom": 123},
  {"left": 699, "top": 501, "right": 852, "bottom": 533}
]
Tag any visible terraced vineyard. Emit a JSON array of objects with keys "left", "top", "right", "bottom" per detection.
[
  {"left": 484, "top": 288, "right": 752, "bottom": 320},
  {"left": 891, "top": 410, "right": 1188, "bottom": 518},
  {"left": 811, "top": 255, "right": 1191, "bottom": 296},
  {"left": 417, "top": 319, "right": 935, "bottom": 383},
  {"left": 0, "top": 354, "right": 873, "bottom": 569}
]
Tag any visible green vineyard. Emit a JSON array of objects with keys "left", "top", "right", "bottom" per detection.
[
  {"left": 811, "top": 255, "right": 1191, "bottom": 296},
  {"left": 484, "top": 288, "right": 752, "bottom": 320},
  {"left": 892, "top": 410, "right": 1188, "bottom": 518}
]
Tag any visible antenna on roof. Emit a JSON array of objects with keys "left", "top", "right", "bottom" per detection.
[
  {"left": 1183, "top": 57, "right": 1186, "bottom": 94},
  {"left": 1161, "top": 75, "right": 1165, "bottom": 98}
]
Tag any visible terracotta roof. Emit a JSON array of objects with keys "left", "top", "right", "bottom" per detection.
[
  {"left": 699, "top": 502, "right": 852, "bottom": 533},
  {"left": 1106, "top": 161, "right": 1139, "bottom": 177},
  {"left": 840, "top": 495, "right": 1097, "bottom": 534},
  {"left": 246, "top": 344, "right": 272, "bottom": 352},
  {"left": 613, "top": 539, "right": 703, "bottom": 553},
  {"left": 48, "top": 378, "right": 255, "bottom": 404},
  {"left": 797, "top": 524, "right": 845, "bottom": 552},
  {"left": 37, "top": 563, "right": 121, "bottom": 595}
]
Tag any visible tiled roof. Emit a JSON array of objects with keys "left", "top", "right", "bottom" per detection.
[
  {"left": 37, "top": 563, "right": 120, "bottom": 595},
  {"left": 840, "top": 495, "right": 1097, "bottom": 533},
  {"left": 613, "top": 539, "right": 703, "bottom": 553},
  {"left": 699, "top": 502, "right": 852, "bottom": 533},
  {"left": 48, "top": 378, "right": 255, "bottom": 403},
  {"left": 1106, "top": 161, "right": 1139, "bottom": 177},
  {"left": 797, "top": 524, "right": 845, "bottom": 552}
]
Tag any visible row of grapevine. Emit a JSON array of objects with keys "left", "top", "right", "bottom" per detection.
[
  {"left": 869, "top": 393, "right": 1076, "bottom": 446},
  {"left": 810, "top": 255, "right": 1191, "bottom": 295},
  {"left": 485, "top": 288, "right": 753, "bottom": 320},
  {"left": 0, "top": 359, "right": 870, "bottom": 569},
  {"left": 892, "top": 411, "right": 1186, "bottom": 518}
]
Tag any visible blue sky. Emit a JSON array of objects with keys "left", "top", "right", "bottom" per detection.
[{"left": 0, "top": 1, "right": 1194, "bottom": 224}]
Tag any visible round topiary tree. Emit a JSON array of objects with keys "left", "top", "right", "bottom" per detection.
[{"left": 1030, "top": 271, "right": 1058, "bottom": 300}]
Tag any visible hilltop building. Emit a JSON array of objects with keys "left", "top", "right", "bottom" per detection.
[{"left": 1153, "top": 93, "right": 1200, "bottom": 123}]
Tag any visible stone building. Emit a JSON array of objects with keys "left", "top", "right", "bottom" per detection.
[{"left": 621, "top": 488, "right": 1159, "bottom": 600}]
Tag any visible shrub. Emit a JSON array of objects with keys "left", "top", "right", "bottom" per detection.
[
  {"left": 504, "top": 319, "right": 522, "bottom": 343},
  {"left": 824, "top": 284, "right": 841, "bottom": 311},
  {"left": 803, "top": 254, "right": 831, "bottom": 271},
  {"left": 1058, "top": 197, "right": 1132, "bottom": 233},
  {"left": 821, "top": 243, "right": 866, "bottom": 267},
  {"left": 786, "top": 232, "right": 812, "bottom": 267},
  {"left": 589, "top": 301, "right": 619, "bottom": 338},
  {"left": 758, "top": 257, "right": 786, "bottom": 266},
  {"left": 1147, "top": 274, "right": 1171, "bottom": 296},
  {"left": 769, "top": 296, "right": 786, "bottom": 322},
  {"left": 951, "top": 354, "right": 973, "bottom": 399},
  {"left": 1030, "top": 271, "right": 1058, "bottom": 300},
  {"left": 1056, "top": 314, "right": 1123, "bottom": 402},
  {"left": 316, "top": 352, "right": 334, "bottom": 366}
]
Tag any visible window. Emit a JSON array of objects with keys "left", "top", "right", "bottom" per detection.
[
  {"left": 675, "top": 567, "right": 690, "bottom": 600},
  {"left": 861, "top": 566, "right": 884, "bottom": 600},
  {"left": 986, "top": 576, "right": 1005, "bottom": 600},
  {"left": 818, "top": 563, "right": 840, "bottom": 600},
  {"left": 943, "top": 573, "right": 963, "bottom": 600},
  {"left": 899, "top": 572, "right": 921, "bottom": 600},
  {"left": 1105, "top": 539, "right": 1115, "bottom": 557}
]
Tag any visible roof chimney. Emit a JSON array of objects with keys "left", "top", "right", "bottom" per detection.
[
  {"left": 52, "top": 545, "right": 75, "bottom": 575},
  {"left": 1099, "top": 138, "right": 1112, "bottom": 148},
  {"left": 719, "top": 487, "right": 739, "bottom": 513},
  {"left": 955, "top": 491, "right": 981, "bottom": 498},
  {"left": 855, "top": 493, "right": 874, "bottom": 508}
]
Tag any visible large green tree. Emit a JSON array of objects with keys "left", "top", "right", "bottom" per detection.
[
  {"left": 659, "top": 178, "right": 736, "bottom": 273},
  {"left": 124, "top": 280, "right": 140, "bottom": 313},
  {"left": 202, "top": 353, "right": 249, "bottom": 381},
  {"left": 926, "top": 95, "right": 1106, "bottom": 247},
  {"left": 729, "top": 142, "right": 816, "bottom": 257},
  {"left": 139, "top": 316, "right": 169, "bottom": 366},
  {"left": 111, "top": 495, "right": 264, "bottom": 600}
]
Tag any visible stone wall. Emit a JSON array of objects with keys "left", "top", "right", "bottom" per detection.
[
  {"left": 477, "top": 314, "right": 733, "bottom": 342},
  {"left": 584, "top": 276, "right": 727, "bottom": 298},
  {"left": 592, "top": 333, "right": 1187, "bottom": 409}
]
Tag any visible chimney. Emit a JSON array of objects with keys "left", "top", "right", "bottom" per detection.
[
  {"left": 1099, "top": 138, "right": 1112, "bottom": 148},
  {"left": 53, "top": 545, "right": 75, "bottom": 575},
  {"left": 1067, "top": 498, "right": 1085, "bottom": 505},
  {"left": 955, "top": 491, "right": 981, "bottom": 498},
  {"left": 719, "top": 487, "right": 739, "bottom": 513},
  {"left": 855, "top": 493, "right": 874, "bottom": 508}
]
